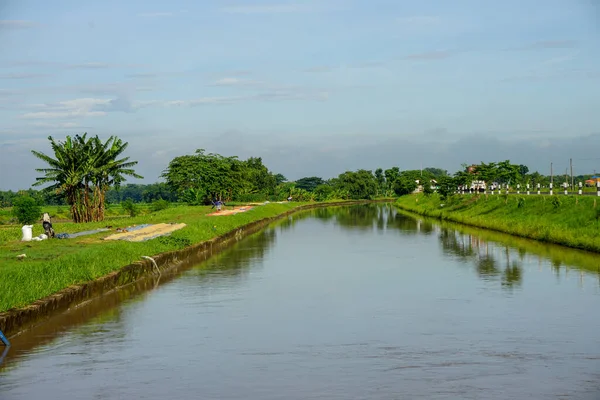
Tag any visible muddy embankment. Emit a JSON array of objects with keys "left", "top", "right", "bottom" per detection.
[{"left": 0, "top": 200, "right": 391, "bottom": 339}]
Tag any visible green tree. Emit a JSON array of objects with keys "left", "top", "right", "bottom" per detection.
[
  {"left": 384, "top": 167, "right": 400, "bottom": 193},
  {"left": 242, "top": 157, "right": 277, "bottom": 196},
  {"left": 12, "top": 196, "right": 42, "bottom": 225},
  {"left": 374, "top": 168, "right": 386, "bottom": 195},
  {"left": 313, "top": 184, "right": 334, "bottom": 201},
  {"left": 294, "top": 176, "right": 325, "bottom": 192},
  {"left": 161, "top": 149, "right": 245, "bottom": 204},
  {"left": 518, "top": 164, "right": 529, "bottom": 178},
  {"left": 393, "top": 175, "right": 418, "bottom": 196},
  {"left": 31, "top": 134, "right": 141, "bottom": 223},
  {"left": 424, "top": 167, "right": 448, "bottom": 177},
  {"left": 437, "top": 176, "right": 456, "bottom": 199},
  {"left": 273, "top": 173, "right": 287, "bottom": 185},
  {"left": 334, "top": 170, "right": 378, "bottom": 200}
]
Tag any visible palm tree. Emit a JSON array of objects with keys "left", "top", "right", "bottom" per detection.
[
  {"left": 31, "top": 134, "right": 142, "bottom": 223},
  {"left": 90, "top": 136, "right": 142, "bottom": 221}
]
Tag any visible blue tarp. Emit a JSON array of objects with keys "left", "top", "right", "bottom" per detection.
[{"left": 56, "top": 228, "right": 110, "bottom": 239}]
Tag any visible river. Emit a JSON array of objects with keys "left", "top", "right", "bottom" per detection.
[{"left": 1, "top": 204, "right": 599, "bottom": 399}]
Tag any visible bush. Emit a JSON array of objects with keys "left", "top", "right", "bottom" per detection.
[
  {"left": 313, "top": 184, "right": 333, "bottom": 201},
  {"left": 149, "top": 199, "right": 170, "bottom": 212},
  {"left": 423, "top": 183, "right": 434, "bottom": 196},
  {"left": 121, "top": 199, "right": 139, "bottom": 217},
  {"left": 12, "top": 196, "right": 41, "bottom": 225}
]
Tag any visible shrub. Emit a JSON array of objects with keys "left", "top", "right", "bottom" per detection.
[
  {"left": 12, "top": 196, "right": 41, "bottom": 225},
  {"left": 313, "top": 184, "right": 333, "bottom": 201},
  {"left": 121, "top": 199, "right": 139, "bottom": 217},
  {"left": 149, "top": 199, "right": 170, "bottom": 212}
]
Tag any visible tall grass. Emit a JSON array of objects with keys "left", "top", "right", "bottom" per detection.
[{"left": 396, "top": 193, "right": 600, "bottom": 253}]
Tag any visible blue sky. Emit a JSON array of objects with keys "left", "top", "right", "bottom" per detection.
[{"left": 1, "top": 0, "right": 599, "bottom": 190}]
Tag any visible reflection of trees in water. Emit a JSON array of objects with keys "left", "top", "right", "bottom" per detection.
[
  {"left": 332, "top": 205, "right": 381, "bottom": 231},
  {"left": 438, "top": 228, "right": 523, "bottom": 290},
  {"left": 203, "top": 227, "right": 278, "bottom": 278},
  {"left": 310, "top": 204, "right": 436, "bottom": 235},
  {"left": 439, "top": 228, "right": 475, "bottom": 259},
  {"left": 476, "top": 255, "right": 500, "bottom": 279},
  {"left": 502, "top": 261, "right": 522, "bottom": 288}
]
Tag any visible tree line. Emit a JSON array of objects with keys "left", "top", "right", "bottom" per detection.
[{"left": 3, "top": 133, "right": 598, "bottom": 223}]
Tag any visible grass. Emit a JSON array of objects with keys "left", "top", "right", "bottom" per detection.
[
  {"left": 0, "top": 200, "right": 351, "bottom": 313},
  {"left": 396, "top": 209, "right": 600, "bottom": 274},
  {"left": 0, "top": 202, "right": 159, "bottom": 225},
  {"left": 395, "top": 193, "right": 600, "bottom": 253}
]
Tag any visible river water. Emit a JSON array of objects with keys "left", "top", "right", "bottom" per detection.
[{"left": 1, "top": 204, "right": 599, "bottom": 399}]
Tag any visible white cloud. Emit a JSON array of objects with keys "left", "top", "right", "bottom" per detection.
[
  {"left": 136, "top": 89, "right": 329, "bottom": 108},
  {"left": 512, "top": 40, "right": 578, "bottom": 51},
  {"left": 211, "top": 77, "right": 263, "bottom": 86},
  {"left": 221, "top": 4, "right": 305, "bottom": 13},
  {"left": 0, "top": 73, "right": 50, "bottom": 80},
  {"left": 66, "top": 62, "right": 146, "bottom": 70},
  {"left": 30, "top": 122, "right": 81, "bottom": 129},
  {"left": 19, "top": 98, "right": 112, "bottom": 119},
  {"left": 0, "top": 20, "right": 38, "bottom": 29}
]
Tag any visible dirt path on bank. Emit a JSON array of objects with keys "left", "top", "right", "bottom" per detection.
[{"left": 103, "top": 223, "right": 187, "bottom": 242}]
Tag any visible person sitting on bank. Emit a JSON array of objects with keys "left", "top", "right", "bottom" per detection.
[{"left": 211, "top": 199, "right": 225, "bottom": 211}]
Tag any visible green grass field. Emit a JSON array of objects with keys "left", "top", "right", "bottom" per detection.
[
  {"left": 396, "top": 193, "right": 600, "bottom": 253},
  {"left": 0, "top": 201, "right": 310, "bottom": 313},
  {"left": 0, "top": 202, "right": 158, "bottom": 226}
]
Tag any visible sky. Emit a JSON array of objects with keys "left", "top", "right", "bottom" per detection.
[{"left": 0, "top": 0, "right": 599, "bottom": 190}]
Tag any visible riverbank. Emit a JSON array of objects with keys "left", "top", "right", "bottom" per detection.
[
  {"left": 0, "top": 199, "right": 391, "bottom": 337},
  {"left": 395, "top": 193, "right": 600, "bottom": 253}
]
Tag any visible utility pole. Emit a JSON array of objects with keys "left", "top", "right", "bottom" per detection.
[
  {"left": 570, "top": 158, "right": 573, "bottom": 191},
  {"left": 551, "top": 162, "right": 553, "bottom": 185}
]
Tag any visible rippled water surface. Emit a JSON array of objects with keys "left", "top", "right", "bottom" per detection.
[{"left": 1, "top": 204, "right": 599, "bottom": 399}]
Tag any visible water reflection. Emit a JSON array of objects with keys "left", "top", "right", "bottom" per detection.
[
  {"left": 292, "top": 205, "right": 597, "bottom": 290},
  {"left": 2, "top": 204, "right": 599, "bottom": 373},
  {"left": 439, "top": 227, "right": 525, "bottom": 290}
]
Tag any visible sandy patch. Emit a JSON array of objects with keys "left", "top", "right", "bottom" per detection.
[
  {"left": 207, "top": 206, "right": 254, "bottom": 217},
  {"left": 103, "top": 223, "right": 187, "bottom": 242}
]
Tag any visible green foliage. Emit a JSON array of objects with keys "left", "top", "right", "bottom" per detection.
[
  {"left": 519, "top": 164, "right": 529, "bottom": 177},
  {"left": 334, "top": 170, "right": 378, "bottom": 200},
  {"left": 423, "top": 167, "right": 448, "bottom": 177},
  {"left": 423, "top": 182, "right": 434, "bottom": 196},
  {"left": 161, "top": 149, "right": 279, "bottom": 204},
  {"left": 157, "top": 235, "right": 192, "bottom": 249},
  {"left": 294, "top": 176, "right": 325, "bottom": 192},
  {"left": 273, "top": 173, "right": 287, "bottom": 185},
  {"left": 517, "top": 197, "right": 525, "bottom": 208},
  {"left": 313, "top": 184, "right": 334, "bottom": 201},
  {"left": 437, "top": 176, "right": 456, "bottom": 200},
  {"left": 12, "top": 196, "right": 42, "bottom": 224},
  {"left": 149, "top": 199, "right": 170, "bottom": 212},
  {"left": 121, "top": 199, "right": 139, "bottom": 217},
  {"left": 551, "top": 196, "right": 561, "bottom": 209},
  {"left": 393, "top": 175, "right": 418, "bottom": 196},
  {"left": 31, "top": 134, "right": 142, "bottom": 223}
]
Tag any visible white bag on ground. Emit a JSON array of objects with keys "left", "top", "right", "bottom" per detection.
[{"left": 21, "top": 225, "right": 33, "bottom": 241}]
